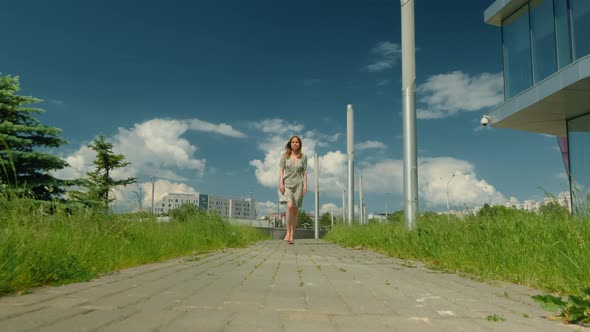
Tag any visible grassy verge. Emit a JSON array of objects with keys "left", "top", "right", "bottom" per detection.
[
  {"left": 325, "top": 209, "right": 589, "bottom": 295},
  {"left": 0, "top": 197, "right": 268, "bottom": 295}
]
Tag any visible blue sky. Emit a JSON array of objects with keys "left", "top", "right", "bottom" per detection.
[{"left": 1, "top": 0, "right": 569, "bottom": 216}]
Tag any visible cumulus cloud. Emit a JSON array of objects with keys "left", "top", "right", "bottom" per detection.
[
  {"left": 249, "top": 118, "right": 506, "bottom": 210},
  {"left": 250, "top": 119, "right": 304, "bottom": 134},
  {"left": 359, "top": 157, "right": 506, "bottom": 209},
  {"left": 249, "top": 121, "right": 351, "bottom": 195},
  {"left": 53, "top": 117, "right": 245, "bottom": 210},
  {"left": 366, "top": 41, "right": 401, "bottom": 72},
  {"left": 112, "top": 179, "right": 198, "bottom": 212},
  {"left": 417, "top": 157, "right": 506, "bottom": 209},
  {"left": 417, "top": 71, "right": 503, "bottom": 119},
  {"left": 55, "top": 117, "right": 246, "bottom": 182},
  {"left": 188, "top": 119, "right": 246, "bottom": 138},
  {"left": 355, "top": 140, "right": 386, "bottom": 151},
  {"left": 257, "top": 200, "right": 278, "bottom": 217},
  {"left": 320, "top": 203, "right": 341, "bottom": 215}
]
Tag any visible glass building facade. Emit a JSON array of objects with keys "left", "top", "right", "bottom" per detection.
[
  {"left": 502, "top": 0, "right": 590, "bottom": 99},
  {"left": 568, "top": 114, "right": 590, "bottom": 213},
  {"left": 489, "top": 0, "right": 590, "bottom": 213}
]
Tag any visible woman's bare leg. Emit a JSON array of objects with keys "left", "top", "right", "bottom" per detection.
[
  {"left": 285, "top": 202, "right": 293, "bottom": 241},
  {"left": 289, "top": 205, "right": 298, "bottom": 242}
]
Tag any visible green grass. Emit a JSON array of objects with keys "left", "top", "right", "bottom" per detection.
[
  {"left": 0, "top": 196, "right": 268, "bottom": 295},
  {"left": 324, "top": 209, "right": 590, "bottom": 295}
]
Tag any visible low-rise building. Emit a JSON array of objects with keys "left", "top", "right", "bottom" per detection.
[{"left": 153, "top": 192, "right": 256, "bottom": 220}]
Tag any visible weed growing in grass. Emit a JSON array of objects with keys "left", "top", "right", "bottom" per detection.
[
  {"left": 486, "top": 314, "right": 505, "bottom": 322},
  {"left": 532, "top": 288, "right": 590, "bottom": 324}
]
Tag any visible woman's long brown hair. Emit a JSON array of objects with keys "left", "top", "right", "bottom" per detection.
[{"left": 285, "top": 135, "right": 302, "bottom": 159}]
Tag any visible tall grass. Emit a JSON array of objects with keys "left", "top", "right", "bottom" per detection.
[
  {"left": 325, "top": 208, "right": 590, "bottom": 295},
  {"left": 0, "top": 196, "right": 268, "bottom": 295}
]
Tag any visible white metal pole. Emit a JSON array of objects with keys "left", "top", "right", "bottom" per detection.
[
  {"left": 347, "top": 104, "right": 355, "bottom": 224},
  {"left": 385, "top": 192, "right": 389, "bottom": 219},
  {"left": 331, "top": 211, "right": 334, "bottom": 228},
  {"left": 151, "top": 176, "right": 155, "bottom": 214},
  {"left": 342, "top": 190, "right": 346, "bottom": 223},
  {"left": 446, "top": 173, "right": 455, "bottom": 212},
  {"left": 314, "top": 154, "right": 319, "bottom": 239},
  {"left": 401, "top": 0, "right": 417, "bottom": 230},
  {"left": 359, "top": 174, "right": 364, "bottom": 224}
]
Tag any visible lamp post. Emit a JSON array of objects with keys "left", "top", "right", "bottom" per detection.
[
  {"left": 385, "top": 192, "right": 390, "bottom": 220},
  {"left": 401, "top": 0, "right": 417, "bottom": 230},
  {"left": 150, "top": 162, "right": 160, "bottom": 215},
  {"left": 151, "top": 176, "right": 155, "bottom": 214},
  {"left": 446, "top": 173, "right": 455, "bottom": 212}
]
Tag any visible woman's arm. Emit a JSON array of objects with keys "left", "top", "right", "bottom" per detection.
[
  {"left": 302, "top": 169, "right": 307, "bottom": 196},
  {"left": 279, "top": 167, "right": 285, "bottom": 194}
]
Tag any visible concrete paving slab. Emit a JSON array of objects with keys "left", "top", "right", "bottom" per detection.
[{"left": 0, "top": 239, "right": 587, "bottom": 332}]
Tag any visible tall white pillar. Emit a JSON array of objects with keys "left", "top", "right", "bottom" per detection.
[
  {"left": 314, "top": 154, "right": 319, "bottom": 239},
  {"left": 347, "top": 104, "right": 355, "bottom": 224},
  {"left": 359, "top": 174, "right": 364, "bottom": 224},
  {"left": 401, "top": 0, "right": 417, "bottom": 230}
]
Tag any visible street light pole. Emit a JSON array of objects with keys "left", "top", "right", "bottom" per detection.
[
  {"left": 446, "top": 173, "right": 456, "bottom": 212},
  {"left": 385, "top": 192, "right": 390, "bottom": 219},
  {"left": 401, "top": 0, "right": 417, "bottom": 230},
  {"left": 314, "top": 154, "right": 319, "bottom": 239},
  {"left": 347, "top": 104, "right": 355, "bottom": 225},
  {"left": 151, "top": 176, "right": 155, "bottom": 214}
]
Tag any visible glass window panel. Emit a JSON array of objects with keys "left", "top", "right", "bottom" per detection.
[
  {"left": 570, "top": 0, "right": 590, "bottom": 60},
  {"left": 568, "top": 113, "right": 590, "bottom": 214},
  {"left": 554, "top": 0, "right": 572, "bottom": 68},
  {"left": 530, "top": 0, "right": 557, "bottom": 82},
  {"left": 502, "top": 5, "right": 533, "bottom": 99}
]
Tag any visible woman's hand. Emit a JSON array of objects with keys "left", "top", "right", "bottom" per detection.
[{"left": 279, "top": 182, "right": 285, "bottom": 195}]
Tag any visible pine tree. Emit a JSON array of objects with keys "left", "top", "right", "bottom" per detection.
[
  {"left": 0, "top": 73, "right": 70, "bottom": 200},
  {"left": 70, "top": 134, "right": 136, "bottom": 210}
]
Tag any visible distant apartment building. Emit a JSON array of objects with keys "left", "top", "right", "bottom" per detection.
[
  {"left": 154, "top": 193, "right": 200, "bottom": 213},
  {"left": 504, "top": 194, "right": 572, "bottom": 212},
  {"left": 153, "top": 192, "right": 256, "bottom": 220},
  {"left": 483, "top": 0, "right": 590, "bottom": 213},
  {"left": 445, "top": 193, "right": 572, "bottom": 217}
]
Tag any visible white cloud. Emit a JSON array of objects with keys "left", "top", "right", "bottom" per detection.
[
  {"left": 48, "top": 99, "right": 65, "bottom": 107},
  {"left": 366, "top": 41, "right": 401, "bottom": 72},
  {"left": 188, "top": 119, "right": 246, "bottom": 138},
  {"left": 377, "top": 79, "right": 390, "bottom": 87},
  {"left": 358, "top": 157, "right": 507, "bottom": 209},
  {"left": 417, "top": 71, "right": 503, "bottom": 119},
  {"left": 54, "top": 117, "right": 245, "bottom": 210},
  {"left": 320, "top": 202, "right": 341, "bottom": 215},
  {"left": 249, "top": 121, "right": 348, "bottom": 192},
  {"left": 250, "top": 118, "right": 305, "bottom": 134},
  {"left": 355, "top": 140, "right": 386, "bottom": 151},
  {"left": 250, "top": 119, "right": 507, "bottom": 210},
  {"left": 56, "top": 117, "right": 246, "bottom": 182},
  {"left": 557, "top": 172, "right": 568, "bottom": 180},
  {"left": 417, "top": 157, "right": 507, "bottom": 209},
  {"left": 257, "top": 200, "right": 278, "bottom": 217},
  {"left": 112, "top": 179, "right": 198, "bottom": 212}
]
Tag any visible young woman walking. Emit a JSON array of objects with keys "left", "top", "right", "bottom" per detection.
[{"left": 278, "top": 135, "right": 307, "bottom": 244}]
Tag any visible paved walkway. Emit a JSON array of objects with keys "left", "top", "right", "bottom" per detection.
[{"left": 0, "top": 240, "right": 586, "bottom": 331}]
